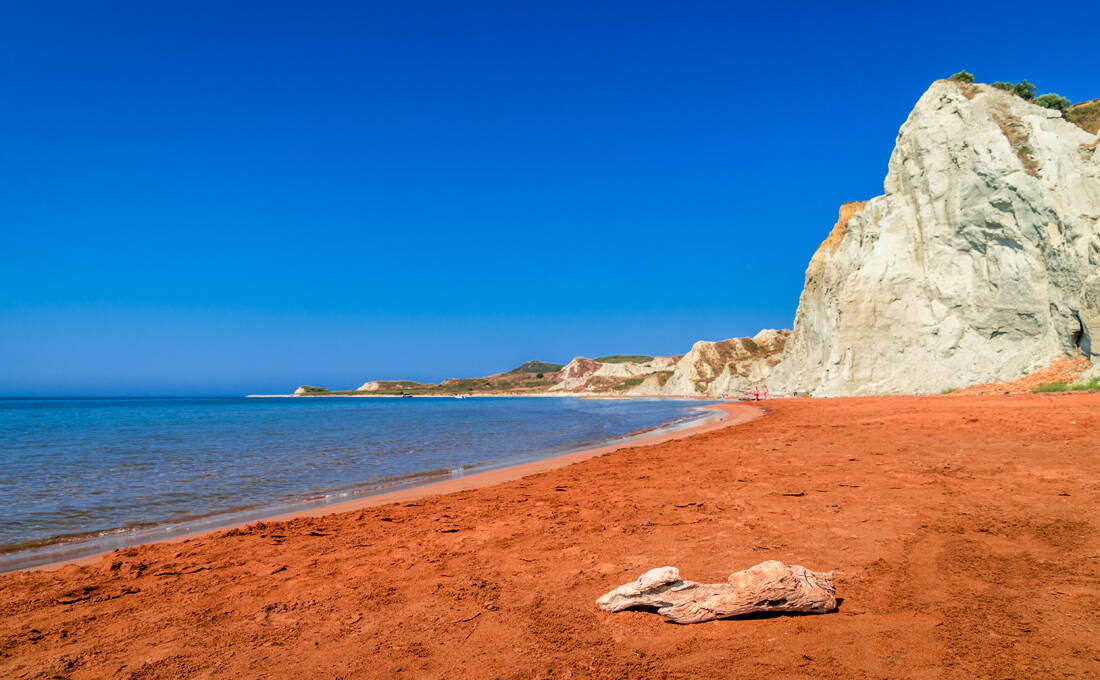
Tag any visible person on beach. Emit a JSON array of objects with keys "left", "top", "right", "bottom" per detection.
[{"left": 753, "top": 386, "right": 760, "bottom": 401}]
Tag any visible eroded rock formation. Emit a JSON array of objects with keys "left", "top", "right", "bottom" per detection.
[
  {"left": 658, "top": 329, "right": 789, "bottom": 396},
  {"left": 321, "top": 329, "right": 789, "bottom": 397},
  {"left": 549, "top": 329, "right": 789, "bottom": 396},
  {"left": 773, "top": 80, "right": 1100, "bottom": 396}
]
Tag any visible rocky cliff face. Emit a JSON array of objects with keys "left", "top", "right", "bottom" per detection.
[
  {"left": 657, "top": 330, "right": 789, "bottom": 396},
  {"left": 773, "top": 80, "right": 1100, "bottom": 396},
  {"left": 334, "top": 330, "right": 787, "bottom": 397},
  {"left": 551, "top": 330, "right": 789, "bottom": 396},
  {"left": 553, "top": 355, "right": 678, "bottom": 392}
]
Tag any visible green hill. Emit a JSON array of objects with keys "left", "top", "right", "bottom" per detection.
[{"left": 507, "top": 360, "right": 565, "bottom": 374}]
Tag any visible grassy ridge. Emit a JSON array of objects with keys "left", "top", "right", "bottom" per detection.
[
  {"left": 1032, "top": 376, "right": 1100, "bottom": 393},
  {"left": 594, "top": 355, "right": 655, "bottom": 364},
  {"left": 506, "top": 361, "right": 564, "bottom": 374},
  {"left": 1066, "top": 99, "right": 1100, "bottom": 134}
]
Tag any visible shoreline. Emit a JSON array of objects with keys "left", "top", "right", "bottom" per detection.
[
  {"left": 245, "top": 393, "right": 727, "bottom": 398},
  {"left": 17, "top": 401, "right": 762, "bottom": 574},
  {"left": 3, "top": 393, "right": 1097, "bottom": 677}
]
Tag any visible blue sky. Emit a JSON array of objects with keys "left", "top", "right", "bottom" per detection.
[{"left": 3, "top": 1, "right": 1098, "bottom": 395}]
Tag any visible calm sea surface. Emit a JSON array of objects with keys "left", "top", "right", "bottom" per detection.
[{"left": 0, "top": 396, "right": 715, "bottom": 570}]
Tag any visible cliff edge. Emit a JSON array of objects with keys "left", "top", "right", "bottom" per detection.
[{"left": 773, "top": 80, "right": 1100, "bottom": 396}]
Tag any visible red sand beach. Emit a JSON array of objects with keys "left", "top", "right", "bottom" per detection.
[
  {"left": 25, "top": 401, "right": 751, "bottom": 573},
  {"left": 2, "top": 394, "right": 1098, "bottom": 678}
]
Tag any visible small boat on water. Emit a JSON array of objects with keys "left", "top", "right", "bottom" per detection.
[
  {"left": 400, "top": 393, "right": 413, "bottom": 398},
  {"left": 453, "top": 395, "right": 468, "bottom": 399}
]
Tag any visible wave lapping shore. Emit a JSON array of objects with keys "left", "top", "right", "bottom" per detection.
[
  {"left": 1, "top": 394, "right": 1097, "bottom": 678},
  {"left": 0, "top": 397, "right": 718, "bottom": 572}
]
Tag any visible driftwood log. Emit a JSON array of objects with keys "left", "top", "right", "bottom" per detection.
[{"left": 596, "top": 560, "right": 836, "bottom": 624}]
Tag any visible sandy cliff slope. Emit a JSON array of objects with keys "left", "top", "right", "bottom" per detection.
[{"left": 773, "top": 80, "right": 1100, "bottom": 396}]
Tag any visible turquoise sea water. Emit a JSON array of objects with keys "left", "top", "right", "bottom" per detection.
[{"left": 0, "top": 396, "right": 716, "bottom": 571}]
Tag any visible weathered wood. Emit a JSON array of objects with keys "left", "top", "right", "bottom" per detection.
[{"left": 596, "top": 560, "right": 836, "bottom": 624}]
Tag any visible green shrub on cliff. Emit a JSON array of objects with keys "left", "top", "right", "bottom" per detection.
[
  {"left": 1034, "top": 93, "right": 1072, "bottom": 111},
  {"left": 1012, "top": 80, "right": 1036, "bottom": 100},
  {"left": 990, "top": 79, "right": 1044, "bottom": 102},
  {"left": 948, "top": 70, "right": 974, "bottom": 83},
  {"left": 991, "top": 80, "right": 1034, "bottom": 99}
]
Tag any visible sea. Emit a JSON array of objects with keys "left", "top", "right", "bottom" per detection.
[{"left": 0, "top": 396, "right": 717, "bottom": 571}]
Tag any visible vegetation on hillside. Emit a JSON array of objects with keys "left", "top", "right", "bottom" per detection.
[
  {"left": 507, "top": 361, "right": 564, "bottom": 374},
  {"left": 1034, "top": 93, "right": 1071, "bottom": 111},
  {"left": 1031, "top": 376, "right": 1100, "bottom": 393},
  {"left": 613, "top": 377, "right": 645, "bottom": 390},
  {"left": 948, "top": 71, "right": 1091, "bottom": 127},
  {"left": 372, "top": 380, "right": 434, "bottom": 389},
  {"left": 991, "top": 79, "right": 1037, "bottom": 100},
  {"left": 992, "top": 110, "right": 1041, "bottom": 178},
  {"left": 1066, "top": 99, "right": 1100, "bottom": 134},
  {"left": 741, "top": 338, "right": 783, "bottom": 357},
  {"left": 594, "top": 355, "right": 654, "bottom": 364},
  {"left": 297, "top": 358, "right": 570, "bottom": 396}
]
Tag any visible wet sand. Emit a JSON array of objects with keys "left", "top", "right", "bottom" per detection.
[
  {"left": 2, "top": 394, "right": 1097, "bottom": 678},
  {"left": 24, "top": 401, "right": 748, "bottom": 572}
]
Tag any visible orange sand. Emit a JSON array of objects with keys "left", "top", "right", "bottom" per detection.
[
  {"left": 2, "top": 394, "right": 1098, "bottom": 679},
  {"left": 952, "top": 355, "right": 1092, "bottom": 395}
]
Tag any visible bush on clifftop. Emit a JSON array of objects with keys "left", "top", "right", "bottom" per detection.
[
  {"left": 964, "top": 75, "right": 1072, "bottom": 112},
  {"left": 1034, "top": 93, "right": 1072, "bottom": 111},
  {"left": 1013, "top": 80, "right": 1037, "bottom": 100},
  {"left": 989, "top": 79, "right": 1036, "bottom": 100}
]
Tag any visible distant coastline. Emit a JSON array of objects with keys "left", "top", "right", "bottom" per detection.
[
  {"left": 246, "top": 392, "right": 723, "bottom": 399},
  {"left": 266, "top": 330, "right": 789, "bottom": 400}
]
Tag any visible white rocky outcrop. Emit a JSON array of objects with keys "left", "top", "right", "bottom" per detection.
[
  {"left": 773, "top": 81, "right": 1100, "bottom": 396},
  {"left": 594, "top": 356, "right": 678, "bottom": 378},
  {"left": 549, "top": 330, "right": 788, "bottom": 396},
  {"left": 550, "top": 355, "right": 678, "bottom": 391},
  {"left": 661, "top": 330, "right": 789, "bottom": 396},
  {"left": 551, "top": 357, "right": 604, "bottom": 391}
]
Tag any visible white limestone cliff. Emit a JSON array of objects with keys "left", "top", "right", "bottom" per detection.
[
  {"left": 772, "top": 80, "right": 1100, "bottom": 396},
  {"left": 659, "top": 330, "right": 789, "bottom": 396},
  {"left": 552, "top": 355, "right": 680, "bottom": 392},
  {"left": 549, "top": 330, "right": 788, "bottom": 396}
]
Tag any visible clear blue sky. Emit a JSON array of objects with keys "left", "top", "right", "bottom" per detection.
[{"left": 3, "top": 1, "right": 1097, "bottom": 395}]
